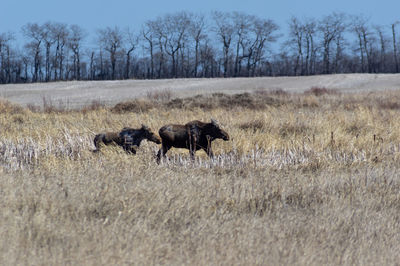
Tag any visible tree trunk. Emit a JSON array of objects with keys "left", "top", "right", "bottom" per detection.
[
  {"left": 393, "top": 24, "right": 399, "bottom": 73},
  {"left": 45, "top": 42, "right": 51, "bottom": 81},
  {"left": 194, "top": 37, "right": 199, "bottom": 77},
  {"left": 125, "top": 47, "right": 134, "bottom": 79}
]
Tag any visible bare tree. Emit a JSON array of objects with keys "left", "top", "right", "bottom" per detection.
[
  {"left": 303, "top": 19, "right": 317, "bottom": 75},
  {"left": 288, "top": 17, "right": 304, "bottom": 75},
  {"left": 124, "top": 28, "right": 138, "bottom": 79},
  {"left": 51, "top": 23, "right": 69, "bottom": 80},
  {"left": 97, "top": 26, "right": 124, "bottom": 80},
  {"left": 392, "top": 22, "right": 399, "bottom": 72},
  {"left": 351, "top": 15, "right": 374, "bottom": 73},
  {"left": 142, "top": 21, "right": 155, "bottom": 78},
  {"left": 199, "top": 38, "right": 216, "bottom": 77},
  {"left": 20, "top": 50, "right": 30, "bottom": 82},
  {"left": 69, "top": 25, "right": 85, "bottom": 80},
  {"left": 374, "top": 25, "right": 389, "bottom": 72},
  {"left": 22, "top": 23, "right": 45, "bottom": 82},
  {"left": 163, "top": 12, "right": 190, "bottom": 78},
  {"left": 145, "top": 17, "right": 167, "bottom": 78},
  {"left": 0, "top": 32, "right": 15, "bottom": 83},
  {"left": 42, "top": 22, "right": 58, "bottom": 82},
  {"left": 246, "top": 17, "right": 278, "bottom": 76},
  {"left": 319, "top": 12, "right": 347, "bottom": 74},
  {"left": 88, "top": 50, "right": 95, "bottom": 80},
  {"left": 189, "top": 13, "right": 207, "bottom": 77},
  {"left": 232, "top": 12, "right": 252, "bottom": 77},
  {"left": 212, "top": 11, "right": 235, "bottom": 77}
]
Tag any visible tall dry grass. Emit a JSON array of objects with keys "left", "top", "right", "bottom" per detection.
[{"left": 1, "top": 89, "right": 400, "bottom": 265}]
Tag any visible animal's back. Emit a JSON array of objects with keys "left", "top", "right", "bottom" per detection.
[
  {"left": 159, "top": 124, "right": 189, "bottom": 147},
  {"left": 185, "top": 120, "right": 205, "bottom": 127}
]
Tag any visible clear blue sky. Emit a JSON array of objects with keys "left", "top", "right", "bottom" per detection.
[{"left": 1, "top": 0, "right": 400, "bottom": 47}]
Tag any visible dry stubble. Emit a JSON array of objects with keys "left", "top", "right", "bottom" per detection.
[{"left": 1, "top": 90, "right": 400, "bottom": 265}]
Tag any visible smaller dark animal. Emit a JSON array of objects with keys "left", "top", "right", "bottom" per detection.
[
  {"left": 93, "top": 125, "right": 161, "bottom": 153},
  {"left": 157, "top": 119, "right": 229, "bottom": 163}
]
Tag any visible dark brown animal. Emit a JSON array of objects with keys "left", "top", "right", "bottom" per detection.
[
  {"left": 93, "top": 125, "right": 161, "bottom": 153},
  {"left": 157, "top": 119, "right": 229, "bottom": 163}
]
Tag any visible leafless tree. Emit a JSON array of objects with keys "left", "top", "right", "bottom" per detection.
[
  {"left": 248, "top": 17, "right": 278, "bottom": 76},
  {"left": 145, "top": 17, "right": 167, "bottom": 78},
  {"left": 199, "top": 38, "right": 216, "bottom": 77},
  {"left": 392, "top": 22, "right": 399, "bottom": 72},
  {"left": 0, "top": 32, "right": 15, "bottom": 83},
  {"left": 7, "top": 11, "right": 400, "bottom": 83},
  {"left": 124, "top": 28, "right": 138, "bottom": 79},
  {"left": 288, "top": 17, "right": 305, "bottom": 75},
  {"left": 50, "top": 23, "right": 69, "bottom": 80},
  {"left": 97, "top": 26, "right": 124, "bottom": 80},
  {"left": 41, "top": 22, "right": 58, "bottom": 82},
  {"left": 163, "top": 12, "right": 190, "bottom": 78},
  {"left": 87, "top": 50, "right": 95, "bottom": 80},
  {"left": 20, "top": 50, "right": 30, "bottom": 82},
  {"left": 189, "top": 13, "right": 207, "bottom": 77},
  {"left": 69, "top": 25, "right": 85, "bottom": 80},
  {"left": 319, "top": 12, "right": 347, "bottom": 74},
  {"left": 374, "top": 25, "right": 389, "bottom": 72},
  {"left": 232, "top": 12, "right": 252, "bottom": 77},
  {"left": 22, "top": 23, "right": 45, "bottom": 82},
  {"left": 142, "top": 21, "right": 155, "bottom": 78},
  {"left": 212, "top": 11, "right": 235, "bottom": 77},
  {"left": 303, "top": 19, "right": 317, "bottom": 75},
  {"left": 351, "top": 15, "right": 374, "bottom": 73}
]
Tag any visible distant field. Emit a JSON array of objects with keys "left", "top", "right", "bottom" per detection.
[
  {"left": 1, "top": 73, "right": 400, "bottom": 109},
  {"left": 1, "top": 77, "right": 400, "bottom": 264}
]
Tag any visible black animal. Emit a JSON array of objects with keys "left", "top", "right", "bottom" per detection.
[
  {"left": 93, "top": 125, "right": 161, "bottom": 153},
  {"left": 157, "top": 119, "right": 229, "bottom": 162}
]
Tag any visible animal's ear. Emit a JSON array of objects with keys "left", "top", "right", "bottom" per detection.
[
  {"left": 141, "top": 124, "right": 149, "bottom": 130},
  {"left": 211, "top": 119, "right": 219, "bottom": 127}
]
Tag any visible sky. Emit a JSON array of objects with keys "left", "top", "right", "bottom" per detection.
[{"left": 1, "top": 0, "right": 400, "bottom": 48}]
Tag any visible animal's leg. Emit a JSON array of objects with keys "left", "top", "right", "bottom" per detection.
[
  {"left": 203, "top": 146, "right": 214, "bottom": 158},
  {"left": 122, "top": 143, "right": 131, "bottom": 153},
  {"left": 122, "top": 135, "right": 133, "bottom": 152},
  {"left": 189, "top": 134, "right": 196, "bottom": 161},
  {"left": 157, "top": 143, "right": 170, "bottom": 163},
  {"left": 125, "top": 144, "right": 137, "bottom": 154},
  {"left": 205, "top": 136, "right": 214, "bottom": 158},
  {"left": 189, "top": 148, "right": 196, "bottom": 160},
  {"left": 156, "top": 148, "right": 164, "bottom": 163},
  {"left": 130, "top": 146, "right": 137, "bottom": 154}
]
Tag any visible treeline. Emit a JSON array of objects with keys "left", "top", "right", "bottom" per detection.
[{"left": 1, "top": 11, "right": 400, "bottom": 83}]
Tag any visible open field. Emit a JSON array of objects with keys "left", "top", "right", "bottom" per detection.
[
  {"left": 1, "top": 73, "right": 400, "bottom": 109},
  {"left": 1, "top": 82, "right": 400, "bottom": 265}
]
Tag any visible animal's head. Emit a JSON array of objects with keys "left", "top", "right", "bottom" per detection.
[
  {"left": 209, "top": 119, "right": 229, "bottom": 141},
  {"left": 141, "top": 124, "right": 161, "bottom": 144}
]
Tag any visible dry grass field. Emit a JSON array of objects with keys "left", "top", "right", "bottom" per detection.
[
  {"left": 2, "top": 73, "right": 400, "bottom": 109},
  {"left": 1, "top": 87, "right": 400, "bottom": 265}
]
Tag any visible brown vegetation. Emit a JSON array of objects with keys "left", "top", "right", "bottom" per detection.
[
  {"left": 1, "top": 89, "right": 400, "bottom": 265},
  {"left": 304, "top": 86, "right": 339, "bottom": 96},
  {"left": 111, "top": 91, "right": 285, "bottom": 114}
]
